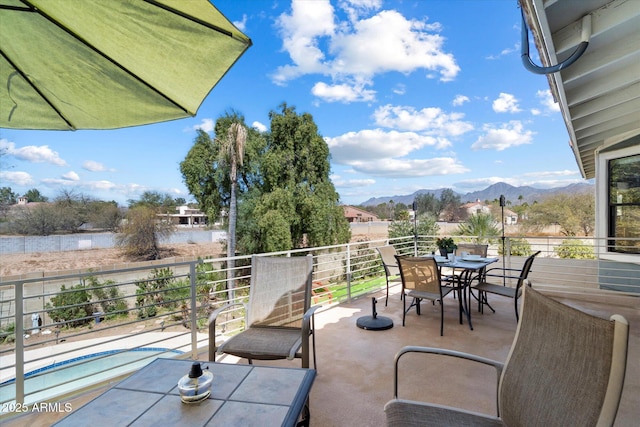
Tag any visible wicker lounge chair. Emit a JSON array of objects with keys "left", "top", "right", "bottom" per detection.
[
  {"left": 377, "top": 245, "right": 402, "bottom": 306},
  {"left": 474, "top": 250, "right": 540, "bottom": 321},
  {"left": 385, "top": 286, "right": 629, "bottom": 426},
  {"left": 395, "top": 255, "right": 453, "bottom": 336},
  {"left": 208, "top": 255, "right": 318, "bottom": 369}
]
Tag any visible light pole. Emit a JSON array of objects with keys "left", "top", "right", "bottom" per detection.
[
  {"left": 412, "top": 200, "right": 418, "bottom": 255},
  {"left": 500, "top": 195, "right": 506, "bottom": 286}
]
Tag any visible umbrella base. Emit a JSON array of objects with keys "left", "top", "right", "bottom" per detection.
[{"left": 356, "top": 297, "right": 394, "bottom": 331}]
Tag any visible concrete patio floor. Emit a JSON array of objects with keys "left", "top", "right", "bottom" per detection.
[{"left": 4, "top": 285, "right": 638, "bottom": 426}]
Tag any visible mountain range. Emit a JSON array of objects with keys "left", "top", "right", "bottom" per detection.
[{"left": 358, "top": 182, "right": 595, "bottom": 207}]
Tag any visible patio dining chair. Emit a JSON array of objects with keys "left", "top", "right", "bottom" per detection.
[
  {"left": 474, "top": 250, "right": 540, "bottom": 321},
  {"left": 395, "top": 255, "right": 452, "bottom": 336},
  {"left": 208, "top": 255, "right": 319, "bottom": 369},
  {"left": 385, "top": 286, "right": 629, "bottom": 427},
  {"left": 442, "top": 243, "right": 489, "bottom": 292},
  {"left": 377, "top": 245, "right": 402, "bottom": 306}
]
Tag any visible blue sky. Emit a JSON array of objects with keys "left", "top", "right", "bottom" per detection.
[{"left": 0, "top": 0, "right": 590, "bottom": 206}]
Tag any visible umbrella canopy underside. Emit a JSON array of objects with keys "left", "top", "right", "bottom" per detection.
[{"left": 0, "top": 0, "right": 251, "bottom": 130}]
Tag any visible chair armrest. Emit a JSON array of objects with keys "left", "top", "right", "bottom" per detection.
[
  {"left": 483, "top": 267, "right": 523, "bottom": 281},
  {"left": 394, "top": 346, "right": 504, "bottom": 399},
  {"left": 302, "top": 305, "right": 320, "bottom": 334},
  {"left": 208, "top": 301, "right": 246, "bottom": 325},
  {"left": 207, "top": 301, "right": 246, "bottom": 361}
]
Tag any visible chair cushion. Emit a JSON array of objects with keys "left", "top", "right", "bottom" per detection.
[
  {"left": 218, "top": 327, "right": 302, "bottom": 360},
  {"left": 385, "top": 399, "right": 503, "bottom": 427}
]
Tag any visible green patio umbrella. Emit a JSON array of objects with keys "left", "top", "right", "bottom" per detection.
[{"left": 0, "top": 0, "right": 251, "bottom": 130}]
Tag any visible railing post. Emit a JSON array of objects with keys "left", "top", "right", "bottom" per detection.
[
  {"left": 15, "top": 282, "right": 24, "bottom": 404},
  {"left": 346, "top": 244, "right": 352, "bottom": 303},
  {"left": 189, "top": 262, "right": 198, "bottom": 359}
]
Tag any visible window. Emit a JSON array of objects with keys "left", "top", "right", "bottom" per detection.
[{"left": 608, "top": 154, "right": 640, "bottom": 254}]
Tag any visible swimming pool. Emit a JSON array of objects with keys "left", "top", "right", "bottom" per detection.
[{"left": 0, "top": 348, "right": 183, "bottom": 406}]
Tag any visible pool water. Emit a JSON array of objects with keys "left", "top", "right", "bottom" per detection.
[{"left": 0, "top": 348, "right": 183, "bottom": 406}]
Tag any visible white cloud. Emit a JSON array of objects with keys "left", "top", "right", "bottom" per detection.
[
  {"left": 252, "top": 121, "right": 268, "bottom": 132},
  {"left": 346, "top": 157, "right": 469, "bottom": 178},
  {"left": 326, "top": 128, "right": 443, "bottom": 163},
  {"left": 536, "top": 89, "right": 560, "bottom": 113},
  {"left": 373, "top": 104, "right": 473, "bottom": 138},
  {"left": 62, "top": 171, "right": 80, "bottom": 181},
  {"left": 0, "top": 139, "right": 67, "bottom": 166},
  {"left": 492, "top": 93, "right": 521, "bottom": 113},
  {"left": 312, "top": 81, "right": 375, "bottom": 103},
  {"left": 233, "top": 14, "right": 248, "bottom": 31},
  {"left": 190, "top": 118, "right": 214, "bottom": 133},
  {"left": 522, "top": 170, "right": 578, "bottom": 178},
  {"left": 331, "top": 175, "right": 376, "bottom": 188},
  {"left": 339, "top": 0, "right": 382, "bottom": 21},
  {"left": 392, "top": 84, "right": 406, "bottom": 95},
  {"left": 472, "top": 120, "right": 534, "bottom": 151},
  {"left": 0, "top": 170, "right": 34, "bottom": 186},
  {"left": 452, "top": 95, "right": 470, "bottom": 106},
  {"left": 272, "top": 2, "right": 459, "bottom": 101},
  {"left": 82, "top": 160, "right": 109, "bottom": 172},
  {"left": 272, "top": 0, "right": 336, "bottom": 85},
  {"left": 486, "top": 43, "right": 520, "bottom": 60}
]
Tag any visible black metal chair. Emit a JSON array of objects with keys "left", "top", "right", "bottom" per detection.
[{"left": 474, "top": 251, "right": 540, "bottom": 321}]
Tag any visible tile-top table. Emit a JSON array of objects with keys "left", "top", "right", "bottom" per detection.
[{"left": 54, "top": 358, "right": 316, "bottom": 427}]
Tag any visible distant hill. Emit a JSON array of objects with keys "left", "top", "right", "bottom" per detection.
[{"left": 358, "top": 182, "right": 594, "bottom": 207}]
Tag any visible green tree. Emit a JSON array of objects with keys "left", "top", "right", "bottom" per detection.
[
  {"left": 239, "top": 104, "right": 350, "bottom": 253},
  {"left": 455, "top": 213, "right": 500, "bottom": 244},
  {"left": 87, "top": 200, "right": 123, "bottom": 231},
  {"left": 182, "top": 104, "right": 350, "bottom": 255},
  {"left": 116, "top": 206, "right": 174, "bottom": 260},
  {"left": 414, "top": 193, "right": 440, "bottom": 218},
  {"left": 389, "top": 214, "right": 439, "bottom": 241},
  {"left": 52, "top": 189, "right": 92, "bottom": 233},
  {"left": 525, "top": 193, "right": 595, "bottom": 236},
  {"left": 216, "top": 121, "right": 247, "bottom": 300},
  {"left": 10, "top": 204, "right": 57, "bottom": 235},
  {"left": 128, "top": 191, "right": 178, "bottom": 213},
  {"left": 0, "top": 186, "right": 17, "bottom": 218},
  {"left": 181, "top": 111, "right": 262, "bottom": 225},
  {"left": 439, "top": 189, "right": 461, "bottom": 222},
  {"left": 24, "top": 188, "right": 48, "bottom": 202}
]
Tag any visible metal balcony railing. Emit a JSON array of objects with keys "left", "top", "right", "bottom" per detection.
[{"left": 0, "top": 235, "right": 638, "bottom": 410}]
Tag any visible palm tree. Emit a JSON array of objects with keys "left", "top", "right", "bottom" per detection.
[
  {"left": 220, "top": 122, "right": 246, "bottom": 300},
  {"left": 455, "top": 213, "right": 500, "bottom": 244}
]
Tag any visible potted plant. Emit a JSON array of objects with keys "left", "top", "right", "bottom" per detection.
[{"left": 436, "top": 237, "right": 457, "bottom": 256}]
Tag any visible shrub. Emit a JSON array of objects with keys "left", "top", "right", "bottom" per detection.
[
  {"left": 1, "top": 322, "right": 15, "bottom": 344},
  {"left": 499, "top": 238, "right": 532, "bottom": 256},
  {"left": 46, "top": 283, "right": 94, "bottom": 328},
  {"left": 135, "top": 267, "right": 184, "bottom": 318},
  {"left": 555, "top": 239, "right": 595, "bottom": 259},
  {"left": 86, "top": 275, "right": 129, "bottom": 319}
]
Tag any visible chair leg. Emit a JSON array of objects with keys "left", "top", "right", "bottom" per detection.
[
  {"left": 440, "top": 300, "right": 444, "bottom": 336},
  {"left": 385, "top": 278, "right": 389, "bottom": 306},
  {"left": 402, "top": 293, "right": 406, "bottom": 326}
]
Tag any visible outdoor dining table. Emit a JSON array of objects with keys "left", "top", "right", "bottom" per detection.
[
  {"left": 54, "top": 358, "right": 316, "bottom": 427},
  {"left": 434, "top": 255, "right": 499, "bottom": 330}
]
